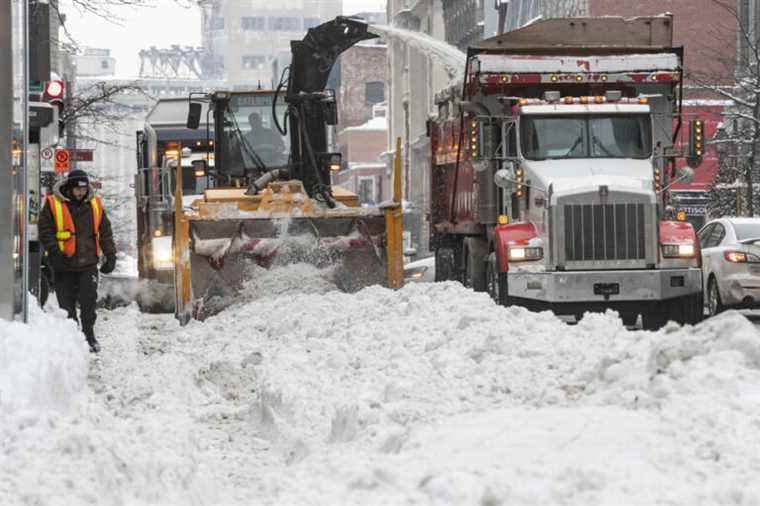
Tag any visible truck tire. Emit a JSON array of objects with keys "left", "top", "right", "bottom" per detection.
[
  {"left": 498, "top": 272, "right": 510, "bottom": 307},
  {"left": 486, "top": 253, "right": 498, "bottom": 301},
  {"left": 435, "top": 248, "right": 456, "bottom": 282},
  {"left": 642, "top": 309, "right": 668, "bottom": 331},
  {"left": 463, "top": 238, "right": 488, "bottom": 292},
  {"left": 621, "top": 313, "right": 638, "bottom": 327}
]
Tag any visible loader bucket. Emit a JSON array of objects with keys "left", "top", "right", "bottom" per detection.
[
  {"left": 187, "top": 213, "right": 389, "bottom": 319},
  {"left": 173, "top": 181, "right": 404, "bottom": 322}
]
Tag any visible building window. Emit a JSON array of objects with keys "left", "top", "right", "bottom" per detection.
[
  {"left": 304, "top": 17, "right": 321, "bottom": 29},
  {"left": 358, "top": 176, "right": 376, "bottom": 205},
  {"left": 365, "top": 81, "right": 385, "bottom": 104},
  {"left": 241, "top": 55, "right": 267, "bottom": 70},
  {"left": 100, "top": 59, "right": 109, "bottom": 69},
  {"left": 241, "top": 16, "right": 266, "bottom": 31},
  {"left": 209, "top": 16, "right": 224, "bottom": 30},
  {"left": 269, "top": 16, "right": 301, "bottom": 32}
]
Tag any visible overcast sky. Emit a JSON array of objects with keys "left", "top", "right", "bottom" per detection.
[{"left": 63, "top": 0, "right": 386, "bottom": 78}]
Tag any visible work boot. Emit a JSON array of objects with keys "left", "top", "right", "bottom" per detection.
[{"left": 83, "top": 328, "right": 101, "bottom": 354}]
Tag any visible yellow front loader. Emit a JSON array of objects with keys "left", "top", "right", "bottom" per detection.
[{"left": 171, "top": 141, "right": 404, "bottom": 322}]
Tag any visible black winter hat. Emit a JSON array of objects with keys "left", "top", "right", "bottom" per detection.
[{"left": 67, "top": 169, "right": 90, "bottom": 188}]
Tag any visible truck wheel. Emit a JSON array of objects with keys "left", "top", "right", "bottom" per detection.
[
  {"left": 497, "top": 272, "right": 510, "bottom": 307},
  {"left": 463, "top": 240, "right": 487, "bottom": 292},
  {"left": 621, "top": 313, "right": 638, "bottom": 327},
  {"left": 642, "top": 308, "right": 668, "bottom": 331},
  {"left": 486, "top": 253, "right": 498, "bottom": 302},
  {"left": 435, "top": 248, "right": 456, "bottom": 282},
  {"left": 684, "top": 293, "right": 704, "bottom": 324}
]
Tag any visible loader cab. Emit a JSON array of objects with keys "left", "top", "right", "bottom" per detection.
[{"left": 203, "top": 91, "right": 290, "bottom": 182}]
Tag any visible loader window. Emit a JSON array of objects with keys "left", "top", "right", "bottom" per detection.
[
  {"left": 222, "top": 93, "right": 290, "bottom": 175},
  {"left": 521, "top": 114, "right": 651, "bottom": 160}
]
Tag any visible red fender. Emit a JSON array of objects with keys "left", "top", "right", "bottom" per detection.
[
  {"left": 659, "top": 220, "right": 700, "bottom": 264},
  {"left": 493, "top": 222, "right": 540, "bottom": 273}
]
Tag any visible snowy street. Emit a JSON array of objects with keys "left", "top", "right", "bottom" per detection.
[{"left": 3, "top": 265, "right": 760, "bottom": 505}]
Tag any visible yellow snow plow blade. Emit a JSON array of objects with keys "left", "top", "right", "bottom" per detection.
[{"left": 174, "top": 146, "right": 405, "bottom": 323}]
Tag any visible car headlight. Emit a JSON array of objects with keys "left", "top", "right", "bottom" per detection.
[
  {"left": 404, "top": 266, "right": 428, "bottom": 280},
  {"left": 661, "top": 243, "right": 695, "bottom": 258},
  {"left": 151, "top": 236, "right": 174, "bottom": 270},
  {"left": 508, "top": 246, "right": 543, "bottom": 261}
]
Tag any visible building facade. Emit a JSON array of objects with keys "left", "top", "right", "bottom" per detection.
[
  {"left": 386, "top": 0, "right": 451, "bottom": 258},
  {"left": 198, "top": 0, "right": 342, "bottom": 87},
  {"left": 76, "top": 48, "right": 116, "bottom": 78}
]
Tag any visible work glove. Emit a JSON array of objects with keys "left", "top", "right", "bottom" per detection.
[
  {"left": 48, "top": 251, "right": 66, "bottom": 273},
  {"left": 100, "top": 254, "right": 117, "bottom": 275}
]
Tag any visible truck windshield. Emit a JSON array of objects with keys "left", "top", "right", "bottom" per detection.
[
  {"left": 520, "top": 114, "right": 652, "bottom": 160},
  {"left": 222, "top": 93, "right": 290, "bottom": 174}
]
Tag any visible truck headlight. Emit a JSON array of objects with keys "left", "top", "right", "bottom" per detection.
[
  {"left": 661, "top": 243, "right": 695, "bottom": 258},
  {"left": 509, "top": 246, "right": 543, "bottom": 261},
  {"left": 151, "top": 236, "right": 174, "bottom": 270}
]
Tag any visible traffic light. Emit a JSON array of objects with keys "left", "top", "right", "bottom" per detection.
[
  {"left": 42, "top": 80, "right": 65, "bottom": 138},
  {"left": 688, "top": 119, "right": 703, "bottom": 168}
]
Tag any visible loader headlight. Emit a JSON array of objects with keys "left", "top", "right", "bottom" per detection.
[
  {"left": 661, "top": 243, "right": 695, "bottom": 258},
  {"left": 152, "top": 236, "right": 174, "bottom": 270},
  {"left": 508, "top": 246, "right": 543, "bottom": 261}
]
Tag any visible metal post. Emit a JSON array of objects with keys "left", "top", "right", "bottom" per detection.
[{"left": 0, "top": 1, "right": 16, "bottom": 320}]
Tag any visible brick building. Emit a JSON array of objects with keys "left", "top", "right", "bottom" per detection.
[
  {"left": 332, "top": 33, "right": 389, "bottom": 207},
  {"left": 333, "top": 109, "right": 388, "bottom": 205},
  {"left": 339, "top": 41, "right": 387, "bottom": 129}
]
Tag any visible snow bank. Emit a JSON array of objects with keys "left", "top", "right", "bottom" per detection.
[
  {"left": 0, "top": 303, "right": 88, "bottom": 412},
  {"left": 180, "top": 281, "right": 760, "bottom": 504},
  {"left": 4, "top": 274, "right": 760, "bottom": 505}
]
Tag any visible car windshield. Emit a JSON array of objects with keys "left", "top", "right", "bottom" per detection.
[
  {"left": 732, "top": 223, "right": 760, "bottom": 241},
  {"left": 520, "top": 114, "right": 652, "bottom": 160}
]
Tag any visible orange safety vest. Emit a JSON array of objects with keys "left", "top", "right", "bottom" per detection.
[{"left": 46, "top": 195, "right": 104, "bottom": 257}]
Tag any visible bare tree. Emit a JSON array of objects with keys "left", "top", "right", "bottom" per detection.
[
  {"left": 62, "top": 81, "right": 150, "bottom": 147},
  {"left": 692, "top": 0, "right": 760, "bottom": 216}
]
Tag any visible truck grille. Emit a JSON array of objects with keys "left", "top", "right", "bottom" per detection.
[{"left": 563, "top": 203, "right": 646, "bottom": 262}]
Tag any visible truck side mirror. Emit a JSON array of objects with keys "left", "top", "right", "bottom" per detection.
[
  {"left": 494, "top": 168, "right": 516, "bottom": 191},
  {"left": 187, "top": 102, "right": 202, "bottom": 130},
  {"left": 687, "top": 119, "right": 703, "bottom": 168},
  {"left": 676, "top": 166, "right": 694, "bottom": 185}
]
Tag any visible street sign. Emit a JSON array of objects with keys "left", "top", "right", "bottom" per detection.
[
  {"left": 70, "top": 149, "right": 94, "bottom": 162},
  {"left": 54, "top": 148, "right": 70, "bottom": 173},
  {"left": 41, "top": 147, "right": 53, "bottom": 160}
]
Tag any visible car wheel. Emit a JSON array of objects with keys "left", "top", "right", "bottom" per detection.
[{"left": 707, "top": 277, "right": 724, "bottom": 317}]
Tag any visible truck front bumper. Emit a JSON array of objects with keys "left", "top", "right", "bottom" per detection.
[{"left": 508, "top": 268, "right": 702, "bottom": 304}]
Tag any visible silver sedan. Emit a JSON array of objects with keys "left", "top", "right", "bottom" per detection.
[{"left": 698, "top": 217, "right": 760, "bottom": 316}]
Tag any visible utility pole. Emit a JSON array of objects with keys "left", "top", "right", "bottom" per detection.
[{"left": 0, "top": 2, "right": 17, "bottom": 320}]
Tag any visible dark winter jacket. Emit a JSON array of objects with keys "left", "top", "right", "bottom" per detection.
[{"left": 38, "top": 179, "right": 117, "bottom": 272}]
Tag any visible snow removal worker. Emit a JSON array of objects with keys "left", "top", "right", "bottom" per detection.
[{"left": 38, "top": 169, "right": 117, "bottom": 353}]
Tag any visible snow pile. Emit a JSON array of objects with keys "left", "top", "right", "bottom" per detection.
[
  {"left": 4, "top": 278, "right": 760, "bottom": 505},
  {"left": 180, "top": 282, "right": 760, "bottom": 504},
  {"left": 0, "top": 303, "right": 88, "bottom": 412}
]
